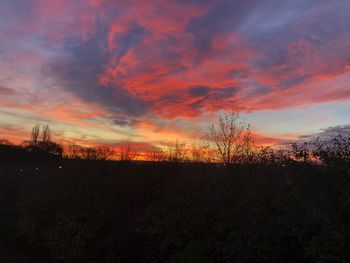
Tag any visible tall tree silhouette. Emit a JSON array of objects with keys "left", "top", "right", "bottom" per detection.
[
  {"left": 119, "top": 140, "right": 137, "bottom": 161},
  {"left": 30, "top": 123, "right": 40, "bottom": 147},
  {"left": 205, "top": 111, "right": 253, "bottom": 165}
]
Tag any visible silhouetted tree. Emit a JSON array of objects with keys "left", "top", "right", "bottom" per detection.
[
  {"left": 65, "top": 144, "right": 84, "bottom": 159},
  {"left": 291, "top": 142, "right": 311, "bottom": 163},
  {"left": 27, "top": 123, "right": 63, "bottom": 158},
  {"left": 204, "top": 111, "right": 253, "bottom": 165},
  {"left": 94, "top": 146, "right": 115, "bottom": 160},
  {"left": 190, "top": 141, "right": 211, "bottom": 163},
  {"left": 254, "top": 146, "right": 292, "bottom": 165},
  {"left": 41, "top": 141, "right": 63, "bottom": 157},
  {"left": 119, "top": 140, "right": 137, "bottom": 161},
  {"left": 167, "top": 140, "right": 188, "bottom": 163},
  {"left": 149, "top": 145, "right": 167, "bottom": 162},
  {"left": 0, "top": 139, "right": 13, "bottom": 146},
  {"left": 313, "top": 135, "right": 350, "bottom": 167},
  {"left": 30, "top": 123, "right": 40, "bottom": 147},
  {"left": 66, "top": 145, "right": 114, "bottom": 160},
  {"left": 42, "top": 124, "right": 51, "bottom": 145}
]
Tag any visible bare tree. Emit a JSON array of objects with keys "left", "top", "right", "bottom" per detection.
[
  {"left": 0, "top": 139, "right": 13, "bottom": 146},
  {"left": 27, "top": 123, "right": 63, "bottom": 157},
  {"left": 149, "top": 145, "right": 167, "bottom": 162},
  {"left": 65, "top": 144, "right": 84, "bottom": 159},
  {"left": 95, "top": 146, "right": 115, "bottom": 160},
  {"left": 312, "top": 135, "right": 350, "bottom": 166},
  {"left": 40, "top": 124, "right": 52, "bottom": 152},
  {"left": 119, "top": 140, "right": 137, "bottom": 161},
  {"left": 83, "top": 147, "right": 98, "bottom": 160},
  {"left": 166, "top": 140, "right": 188, "bottom": 163},
  {"left": 291, "top": 142, "right": 311, "bottom": 163},
  {"left": 42, "top": 124, "right": 51, "bottom": 144},
  {"left": 31, "top": 123, "right": 40, "bottom": 147},
  {"left": 65, "top": 145, "right": 115, "bottom": 160},
  {"left": 204, "top": 111, "right": 253, "bottom": 165},
  {"left": 238, "top": 124, "right": 255, "bottom": 163},
  {"left": 190, "top": 141, "right": 212, "bottom": 163}
]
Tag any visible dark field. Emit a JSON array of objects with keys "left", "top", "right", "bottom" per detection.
[{"left": 1, "top": 159, "right": 350, "bottom": 262}]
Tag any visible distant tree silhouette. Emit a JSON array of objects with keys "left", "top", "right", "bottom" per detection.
[
  {"left": 85, "top": 147, "right": 99, "bottom": 160},
  {"left": 0, "top": 139, "right": 13, "bottom": 146},
  {"left": 41, "top": 124, "right": 51, "bottom": 146},
  {"left": 253, "top": 146, "right": 292, "bottom": 165},
  {"left": 27, "top": 123, "right": 63, "bottom": 158},
  {"left": 65, "top": 144, "right": 114, "bottom": 160},
  {"left": 119, "top": 140, "right": 137, "bottom": 161},
  {"left": 204, "top": 111, "right": 254, "bottom": 165},
  {"left": 148, "top": 145, "right": 167, "bottom": 162},
  {"left": 66, "top": 144, "right": 84, "bottom": 159},
  {"left": 190, "top": 142, "right": 213, "bottom": 163},
  {"left": 291, "top": 142, "right": 311, "bottom": 163},
  {"left": 313, "top": 135, "right": 350, "bottom": 167},
  {"left": 166, "top": 140, "right": 188, "bottom": 163},
  {"left": 93, "top": 146, "right": 115, "bottom": 160},
  {"left": 30, "top": 123, "right": 40, "bottom": 147}
]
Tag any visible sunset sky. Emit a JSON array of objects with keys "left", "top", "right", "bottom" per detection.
[{"left": 1, "top": 0, "right": 350, "bottom": 148}]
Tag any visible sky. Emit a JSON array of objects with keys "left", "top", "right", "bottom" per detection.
[{"left": 0, "top": 0, "right": 350, "bottom": 149}]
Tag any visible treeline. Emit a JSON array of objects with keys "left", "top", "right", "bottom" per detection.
[
  {"left": 1, "top": 112, "right": 350, "bottom": 166},
  {"left": 0, "top": 124, "right": 114, "bottom": 162},
  {"left": 146, "top": 135, "right": 350, "bottom": 168},
  {"left": 1, "top": 114, "right": 350, "bottom": 262},
  {"left": 1, "top": 140, "right": 350, "bottom": 262}
]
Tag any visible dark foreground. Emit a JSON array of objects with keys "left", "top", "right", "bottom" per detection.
[{"left": 1, "top": 159, "right": 350, "bottom": 262}]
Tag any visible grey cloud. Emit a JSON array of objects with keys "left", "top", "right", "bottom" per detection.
[
  {"left": 283, "top": 125, "right": 350, "bottom": 145},
  {"left": 277, "top": 124, "right": 350, "bottom": 146},
  {"left": 188, "top": 86, "right": 211, "bottom": 97},
  {"left": 188, "top": 86, "right": 237, "bottom": 98},
  {"left": 113, "top": 117, "right": 139, "bottom": 127},
  {"left": 47, "top": 22, "right": 149, "bottom": 117},
  {"left": 188, "top": 86, "right": 238, "bottom": 111},
  {"left": 311, "top": 125, "right": 350, "bottom": 140},
  {"left": 187, "top": 0, "right": 253, "bottom": 51}
]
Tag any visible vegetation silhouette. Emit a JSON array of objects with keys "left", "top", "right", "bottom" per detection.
[{"left": 0, "top": 114, "right": 350, "bottom": 262}]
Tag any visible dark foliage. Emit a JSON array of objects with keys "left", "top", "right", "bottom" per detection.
[
  {"left": 66, "top": 144, "right": 115, "bottom": 160},
  {"left": 0, "top": 158, "right": 349, "bottom": 262},
  {"left": 313, "top": 135, "right": 350, "bottom": 167},
  {"left": 0, "top": 134, "right": 350, "bottom": 262}
]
